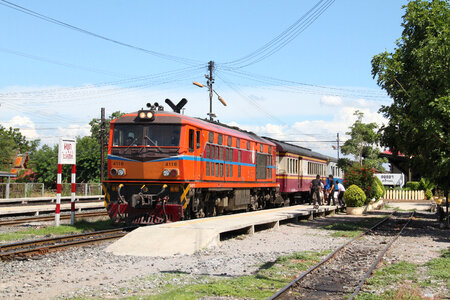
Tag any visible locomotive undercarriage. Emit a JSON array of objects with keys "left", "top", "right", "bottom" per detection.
[
  {"left": 104, "top": 182, "right": 286, "bottom": 224},
  {"left": 185, "top": 187, "right": 287, "bottom": 219}
]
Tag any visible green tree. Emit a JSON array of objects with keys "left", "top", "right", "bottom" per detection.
[
  {"left": 371, "top": 0, "right": 449, "bottom": 192},
  {"left": 339, "top": 111, "right": 387, "bottom": 171},
  {"left": 0, "top": 125, "right": 39, "bottom": 171},
  {"left": 76, "top": 136, "right": 102, "bottom": 183},
  {"left": 29, "top": 144, "right": 58, "bottom": 187}
]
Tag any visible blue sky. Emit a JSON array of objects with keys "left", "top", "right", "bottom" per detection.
[{"left": 0, "top": 0, "right": 408, "bottom": 157}]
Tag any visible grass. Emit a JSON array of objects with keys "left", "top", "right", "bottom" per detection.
[
  {"left": 356, "top": 249, "right": 450, "bottom": 299},
  {"left": 321, "top": 216, "right": 386, "bottom": 238},
  {"left": 0, "top": 219, "right": 118, "bottom": 243},
  {"left": 121, "top": 250, "right": 331, "bottom": 300},
  {"left": 425, "top": 248, "right": 450, "bottom": 288}
]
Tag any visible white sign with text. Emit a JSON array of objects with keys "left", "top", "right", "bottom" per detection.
[
  {"left": 58, "top": 138, "right": 76, "bottom": 165},
  {"left": 375, "top": 173, "right": 405, "bottom": 187}
]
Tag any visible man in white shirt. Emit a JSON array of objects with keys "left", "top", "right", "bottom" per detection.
[{"left": 337, "top": 180, "right": 346, "bottom": 206}]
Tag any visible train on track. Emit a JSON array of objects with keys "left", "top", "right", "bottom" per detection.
[{"left": 103, "top": 100, "right": 342, "bottom": 224}]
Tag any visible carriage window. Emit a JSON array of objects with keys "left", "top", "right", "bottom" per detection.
[
  {"left": 209, "top": 132, "right": 214, "bottom": 143},
  {"left": 206, "top": 162, "right": 210, "bottom": 176},
  {"left": 228, "top": 137, "right": 232, "bottom": 147},
  {"left": 236, "top": 138, "right": 240, "bottom": 148},
  {"left": 206, "top": 144, "right": 210, "bottom": 158},
  {"left": 247, "top": 141, "right": 250, "bottom": 150},
  {"left": 260, "top": 144, "right": 263, "bottom": 152},
  {"left": 218, "top": 134, "right": 223, "bottom": 145}
]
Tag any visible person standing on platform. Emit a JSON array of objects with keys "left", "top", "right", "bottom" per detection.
[
  {"left": 327, "top": 175, "right": 336, "bottom": 206},
  {"left": 337, "top": 180, "right": 346, "bottom": 206},
  {"left": 310, "top": 175, "right": 322, "bottom": 208}
]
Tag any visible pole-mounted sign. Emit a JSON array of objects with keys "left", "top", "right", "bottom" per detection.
[{"left": 56, "top": 138, "right": 77, "bottom": 226}]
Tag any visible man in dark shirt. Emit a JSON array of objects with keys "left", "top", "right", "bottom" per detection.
[
  {"left": 310, "top": 175, "right": 322, "bottom": 208},
  {"left": 327, "top": 175, "right": 336, "bottom": 206}
]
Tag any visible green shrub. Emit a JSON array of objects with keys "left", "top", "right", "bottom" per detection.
[
  {"left": 344, "top": 164, "right": 376, "bottom": 201},
  {"left": 374, "top": 181, "right": 384, "bottom": 200},
  {"left": 374, "top": 176, "right": 386, "bottom": 197},
  {"left": 425, "top": 189, "right": 433, "bottom": 200},
  {"left": 405, "top": 181, "right": 420, "bottom": 190},
  {"left": 343, "top": 185, "right": 366, "bottom": 207}
]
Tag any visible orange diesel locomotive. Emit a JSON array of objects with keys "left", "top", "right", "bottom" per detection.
[{"left": 103, "top": 102, "right": 282, "bottom": 224}]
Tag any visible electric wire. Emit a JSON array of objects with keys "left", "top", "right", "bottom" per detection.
[
  {"left": 219, "top": 0, "right": 334, "bottom": 69},
  {"left": 0, "top": 0, "right": 202, "bottom": 66},
  {"left": 0, "top": 47, "right": 132, "bottom": 78}
]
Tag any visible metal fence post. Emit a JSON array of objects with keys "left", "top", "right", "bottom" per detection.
[
  {"left": 85, "top": 183, "right": 88, "bottom": 196},
  {"left": 41, "top": 183, "right": 44, "bottom": 197}
]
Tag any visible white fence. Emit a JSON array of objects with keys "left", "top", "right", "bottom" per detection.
[
  {"left": 383, "top": 190, "right": 425, "bottom": 201},
  {"left": 0, "top": 183, "right": 102, "bottom": 199}
]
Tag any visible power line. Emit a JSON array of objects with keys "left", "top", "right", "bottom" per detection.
[
  {"left": 0, "top": 0, "right": 202, "bottom": 66},
  {"left": 0, "top": 47, "right": 131, "bottom": 78},
  {"left": 219, "top": 0, "right": 335, "bottom": 69}
]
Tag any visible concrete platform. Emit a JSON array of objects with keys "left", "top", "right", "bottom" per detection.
[
  {"left": 387, "top": 202, "right": 432, "bottom": 211},
  {"left": 0, "top": 201, "right": 105, "bottom": 216},
  {"left": 105, "top": 204, "right": 338, "bottom": 257}
]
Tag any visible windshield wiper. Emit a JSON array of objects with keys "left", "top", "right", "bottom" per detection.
[
  {"left": 124, "top": 137, "right": 138, "bottom": 152},
  {"left": 145, "top": 135, "right": 163, "bottom": 153}
]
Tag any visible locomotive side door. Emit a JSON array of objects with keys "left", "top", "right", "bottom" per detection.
[{"left": 188, "top": 127, "right": 202, "bottom": 180}]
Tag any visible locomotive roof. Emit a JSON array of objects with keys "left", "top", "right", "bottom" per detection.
[
  {"left": 263, "top": 137, "right": 331, "bottom": 161},
  {"left": 112, "top": 110, "right": 274, "bottom": 145}
]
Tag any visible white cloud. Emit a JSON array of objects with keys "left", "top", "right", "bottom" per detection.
[
  {"left": 320, "top": 95, "right": 342, "bottom": 106},
  {"left": 0, "top": 115, "right": 39, "bottom": 139}
]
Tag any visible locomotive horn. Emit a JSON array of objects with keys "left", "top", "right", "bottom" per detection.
[{"left": 165, "top": 98, "right": 188, "bottom": 113}]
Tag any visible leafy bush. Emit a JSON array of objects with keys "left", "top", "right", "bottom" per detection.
[
  {"left": 374, "top": 176, "right": 385, "bottom": 197},
  {"left": 344, "top": 164, "right": 376, "bottom": 201},
  {"left": 343, "top": 185, "right": 366, "bottom": 207},
  {"left": 374, "top": 181, "right": 384, "bottom": 200},
  {"left": 419, "top": 178, "right": 435, "bottom": 191},
  {"left": 405, "top": 181, "right": 420, "bottom": 190},
  {"left": 425, "top": 189, "right": 433, "bottom": 200}
]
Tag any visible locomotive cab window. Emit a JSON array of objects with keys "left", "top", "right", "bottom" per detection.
[
  {"left": 113, "top": 124, "right": 180, "bottom": 147},
  {"left": 188, "top": 129, "right": 194, "bottom": 152},
  {"left": 196, "top": 130, "right": 201, "bottom": 149}
]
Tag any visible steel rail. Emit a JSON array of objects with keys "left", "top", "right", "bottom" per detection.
[
  {"left": 0, "top": 227, "right": 135, "bottom": 260},
  {"left": 269, "top": 211, "right": 397, "bottom": 300},
  {"left": 0, "top": 211, "right": 108, "bottom": 226},
  {"left": 348, "top": 211, "right": 415, "bottom": 299}
]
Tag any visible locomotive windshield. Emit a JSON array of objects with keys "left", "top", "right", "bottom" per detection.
[{"left": 113, "top": 124, "right": 181, "bottom": 147}]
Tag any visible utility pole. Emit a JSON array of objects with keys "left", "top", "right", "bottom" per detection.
[
  {"left": 337, "top": 132, "right": 340, "bottom": 160},
  {"left": 193, "top": 60, "right": 226, "bottom": 121},
  {"left": 206, "top": 61, "right": 215, "bottom": 121},
  {"left": 100, "top": 108, "right": 105, "bottom": 183}
]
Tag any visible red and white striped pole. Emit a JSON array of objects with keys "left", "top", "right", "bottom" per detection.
[
  {"left": 55, "top": 163, "right": 62, "bottom": 226},
  {"left": 71, "top": 164, "right": 76, "bottom": 225}
]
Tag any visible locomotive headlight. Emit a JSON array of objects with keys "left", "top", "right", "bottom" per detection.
[
  {"left": 169, "top": 169, "right": 178, "bottom": 177},
  {"left": 139, "top": 111, "right": 146, "bottom": 119},
  {"left": 110, "top": 168, "right": 118, "bottom": 176},
  {"left": 117, "top": 168, "right": 126, "bottom": 176},
  {"left": 162, "top": 169, "right": 170, "bottom": 177},
  {"left": 146, "top": 111, "right": 153, "bottom": 119}
]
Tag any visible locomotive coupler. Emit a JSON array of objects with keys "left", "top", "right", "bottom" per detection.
[{"left": 130, "top": 184, "right": 168, "bottom": 208}]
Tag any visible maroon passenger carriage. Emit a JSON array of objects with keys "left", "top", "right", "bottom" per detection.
[{"left": 264, "top": 138, "right": 332, "bottom": 204}]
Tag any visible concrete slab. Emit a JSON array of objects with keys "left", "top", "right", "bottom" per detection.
[
  {"left": 105, "top": 204, "right": 338, "bottom": 257},
  {"left": 0, "top": 202, "right": 105, "bottom": 216},
  {"left": 388, "top": 202, "right": 432, "bottom": 211}
]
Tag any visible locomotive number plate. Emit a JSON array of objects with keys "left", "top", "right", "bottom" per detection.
[{"left": 165, "top": 162, "right": 178, "bottom": 167}]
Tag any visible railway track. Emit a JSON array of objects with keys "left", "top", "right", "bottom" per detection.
[
  {"left": 0, "top": 227, "right": 135, "bottom": 261},
  {"left": 0, "top": 211, "right": 108, "bottom": 227},
  {"left": 270, "top": 211, "right": 414, "bottom": 299}
]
